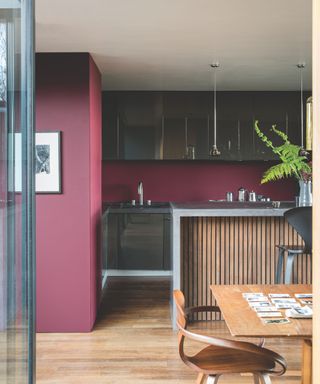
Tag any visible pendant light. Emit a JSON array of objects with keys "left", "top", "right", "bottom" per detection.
[
  {"left": 210, "top": 63, "right": 221, "bottom": 156},
  {"left": 297, "top": 63, "right": 305, "bottom": 148},
  {"left": 306, "top": 96, "right": 312, "bottom": 151}
]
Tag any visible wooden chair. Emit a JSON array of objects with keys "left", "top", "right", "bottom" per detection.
[{"left": 173, "top": 290, "right": 287, "bottom": 384}]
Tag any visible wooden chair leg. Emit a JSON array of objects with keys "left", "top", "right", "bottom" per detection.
[
  {"left": 196, "top": 373, "right": 207, "bottom": 384},
  {"left": 302, "top": 338, "right": 312, "bottom": 384},
  {"left": 253, "top": 374, "right": 260, "bottom": 384},
  {"left": 207, "top": 375, "right": 220, "bottom": 384},
  {"left": 258, "top": 374, "right": 272, "bottom": 384}
]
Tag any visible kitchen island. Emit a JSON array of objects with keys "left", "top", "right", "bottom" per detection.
[{"left": 171, "top": 201, "right": 311, "bottom": 327}]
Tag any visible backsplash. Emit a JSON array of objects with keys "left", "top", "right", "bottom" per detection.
[{"left": 102, "top": 161, "right": 296, "bottom": 202}]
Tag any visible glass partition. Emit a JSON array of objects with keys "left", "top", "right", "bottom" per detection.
[{"left": 0, "top": 0, "right": 35, "bottom": 383}]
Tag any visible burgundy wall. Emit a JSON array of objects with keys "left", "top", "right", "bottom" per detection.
[
  {"left": 36, "top": 53, "right": 101, "bottom": 332},
  {"left": 89, "top": 56, "right": 102, "bottom": 313},
  {"left": 102, "top": 161, "right": 296, "bottom": 202}
]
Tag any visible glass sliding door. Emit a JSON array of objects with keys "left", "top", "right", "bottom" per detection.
[{"left": 0, "top": 0, "right": 35, "bottom": 383}]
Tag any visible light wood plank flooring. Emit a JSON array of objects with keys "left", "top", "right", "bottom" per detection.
[{"left": 36, "top": 277, "right": 302, "bottom": 383}]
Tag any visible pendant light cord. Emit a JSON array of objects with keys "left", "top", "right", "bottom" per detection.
[
  {"left": 213, "top": 67, "right": 217, "bottom": 147},
  {"left": 210, "top": 62, "right": 220, "bottom": 156}
]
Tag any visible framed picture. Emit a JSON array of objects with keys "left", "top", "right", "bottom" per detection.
[
  {"left": 35, "top": 132, "right": 61, "bottom": 193},
  {"left": 15, "top": 131, "right": 62, "bottom": 193}
]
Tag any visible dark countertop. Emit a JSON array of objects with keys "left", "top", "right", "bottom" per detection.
[
  {"left": 170, "top": 201, "right": 295, "bottom": 217},
  {"left": 103, "top": 201, "right": 295, "bottom": 217}
]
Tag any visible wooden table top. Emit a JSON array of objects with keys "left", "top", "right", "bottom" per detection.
[{"left": 210, "top": 284, "right": 312, "bottom": 338}]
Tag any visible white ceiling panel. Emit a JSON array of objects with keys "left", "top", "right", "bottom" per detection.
[{"left": 36, "top": 0, "right": 312, "bottom": 91}]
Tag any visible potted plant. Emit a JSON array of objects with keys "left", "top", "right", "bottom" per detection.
[{"left": 254, "top": 120, "right": 312, "bottom": 205}]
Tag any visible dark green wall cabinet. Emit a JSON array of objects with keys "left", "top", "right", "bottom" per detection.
[{"left": 102, "top": 91, "right": 310, "bottom": 161}]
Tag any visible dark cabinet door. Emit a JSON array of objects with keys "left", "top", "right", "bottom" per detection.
[
  {"left": 238, "top": 119, "right": 256, "bottom": 161},
  {"left": 215, "top": 119, "right": 240, "bottom": 160},
  {"left": 284, "top": 92, "right": 304, "bottom": 146},
  {"left": 103, "top": 212, "right": 119, "bottom": 269},
  {"left": 214, "top": 92, "right": 253, "bottom": 160},
  {"left": 102, "top": 91, "right": 304, "bottom": 161},
  {"left": 118, "top": 92, "right": 162, "bottom": 160},
  {"left": 102, "top": 92, "right": 163, "bottom": 159},
  {"left": 163, "top": 117, "right": 186, "bottom": 159},
  {"left": 186, "top": 117, "right": 209, "bottom": 160},
  {"left": 102, "top": 93, "right": 119, "bottom": 160},
  {"left": 118, "top": 214, "right": 164, "bottom": 270},
  {"left": 120, "top": 121, "right": 157, "bottom": 160},
  {"left": 104, "top": 213, "right": 171, "bottom": 271}
]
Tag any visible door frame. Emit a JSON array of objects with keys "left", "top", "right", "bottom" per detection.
[{"left": 312, "top": 0, "right": 319, "bottom": 382}]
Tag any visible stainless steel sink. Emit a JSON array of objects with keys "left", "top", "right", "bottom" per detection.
[{"left": 103, "top": 201, "right": 172, "bottom": 214}]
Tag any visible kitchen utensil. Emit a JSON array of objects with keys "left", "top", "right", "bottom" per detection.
[
  {"left": 238, "top": 187, "right": 247, "bottom": 202},
  {"left": 249, "top": 191, "right": 257, "bottom": 202},
  {"left": 226, "top": 192, "right": 233, "bottom": 202}
]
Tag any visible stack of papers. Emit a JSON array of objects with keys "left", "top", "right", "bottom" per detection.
[
  {"left": 295, "top": 293, "right": 313, "bottom": 307},
  {"left": 242, "top": 291, "right": 312, "bottom": 324},
  {"left": 285, "top": 306, "right": 313, "bottom": 318},
  {"left": 270, "top": 298, "right": 298, "bottom": 310},
  {"left": 243, "top": 293, "right": 283, "bottom": 318},
  {"left": 295, "top": 293, "right": 312, "bottom": 299}
]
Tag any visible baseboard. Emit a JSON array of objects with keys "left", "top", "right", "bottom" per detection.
[{"left": 106, "top": 269, "right": 172, "bottom": 277}]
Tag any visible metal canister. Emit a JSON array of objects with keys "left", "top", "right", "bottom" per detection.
[
  {"left": 249, "top": 191, "right": 257, "bottom": 202},
  {"left": 226, "top": 192, "right": 233, "bottom": 202},
  {"left": 238, "top": 187, "right": 247, "bottom": 202}
]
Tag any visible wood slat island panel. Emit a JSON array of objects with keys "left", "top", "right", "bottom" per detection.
[{"left": 181, "top": 217, "right": 312, "bottom": 320}]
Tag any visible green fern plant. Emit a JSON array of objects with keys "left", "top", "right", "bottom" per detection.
[{"left": 254, "top": 121, "right": 311, "bottom": 184}]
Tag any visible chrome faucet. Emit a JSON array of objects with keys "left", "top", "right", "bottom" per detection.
[{"left": 138, "top": 181, "right": 144, "bottom": 205}]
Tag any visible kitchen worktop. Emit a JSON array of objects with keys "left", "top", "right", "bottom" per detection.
[
  {"left": 170, "top": 201, "right": 295, "bottom": 216},
  {"left": 103, "top": 200, "right": 295, "bottom": 216}
]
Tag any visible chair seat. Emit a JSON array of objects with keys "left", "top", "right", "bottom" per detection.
[
  {"left": 188, "top": 345, "right": 275, "bottom": 375},
  {"left": 276, "top": 245, "right": 309, "bottom": 254}
]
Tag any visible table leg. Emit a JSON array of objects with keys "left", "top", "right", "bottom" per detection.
[
  {"left": 196, "top": 373, "right": 207, "bottom": 384},
  {"left": 302, "top": 338, "right": 312, "bottom": 384}
]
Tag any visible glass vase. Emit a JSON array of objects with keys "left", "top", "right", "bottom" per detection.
[{"left": 299, "top": 180, "right": 312, "bottom": 206}]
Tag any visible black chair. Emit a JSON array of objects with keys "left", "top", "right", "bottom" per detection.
[{"left": 275, "top": 207, "right": 312, "bottom": 284}]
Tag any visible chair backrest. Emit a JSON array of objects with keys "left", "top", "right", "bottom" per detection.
[
  {"left": 173, "top": 290, "right": 287, "bottom": 376},
  {"left": 284, "top": 207, "right": 312, "bottom": 252},
  {"left": 173, "top": 290, "right": 188, "bottom": 361},
  {"left": 173, "top": 290, "right": 187, "bottom": 330}
]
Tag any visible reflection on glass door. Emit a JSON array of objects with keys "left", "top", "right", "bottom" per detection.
[{"left": 0, "top": 1, "right": 35, "bottom": 383}]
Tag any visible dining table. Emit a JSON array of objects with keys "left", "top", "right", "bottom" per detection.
[{"left": 210, "top": 284, "right": 312, "bottom": 384}]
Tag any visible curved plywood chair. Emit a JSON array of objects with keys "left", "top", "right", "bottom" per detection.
[{"left": 173, "top": 290, "right": 287, "bottom": 384}]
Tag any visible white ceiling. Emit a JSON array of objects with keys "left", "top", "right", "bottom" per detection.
[{"left": 36, "top": 0, "right": 312, "bottom": 91}]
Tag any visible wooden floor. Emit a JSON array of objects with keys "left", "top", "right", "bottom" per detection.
[{"left": 36, "top": 277, "right": 302, "bottom": 383}]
